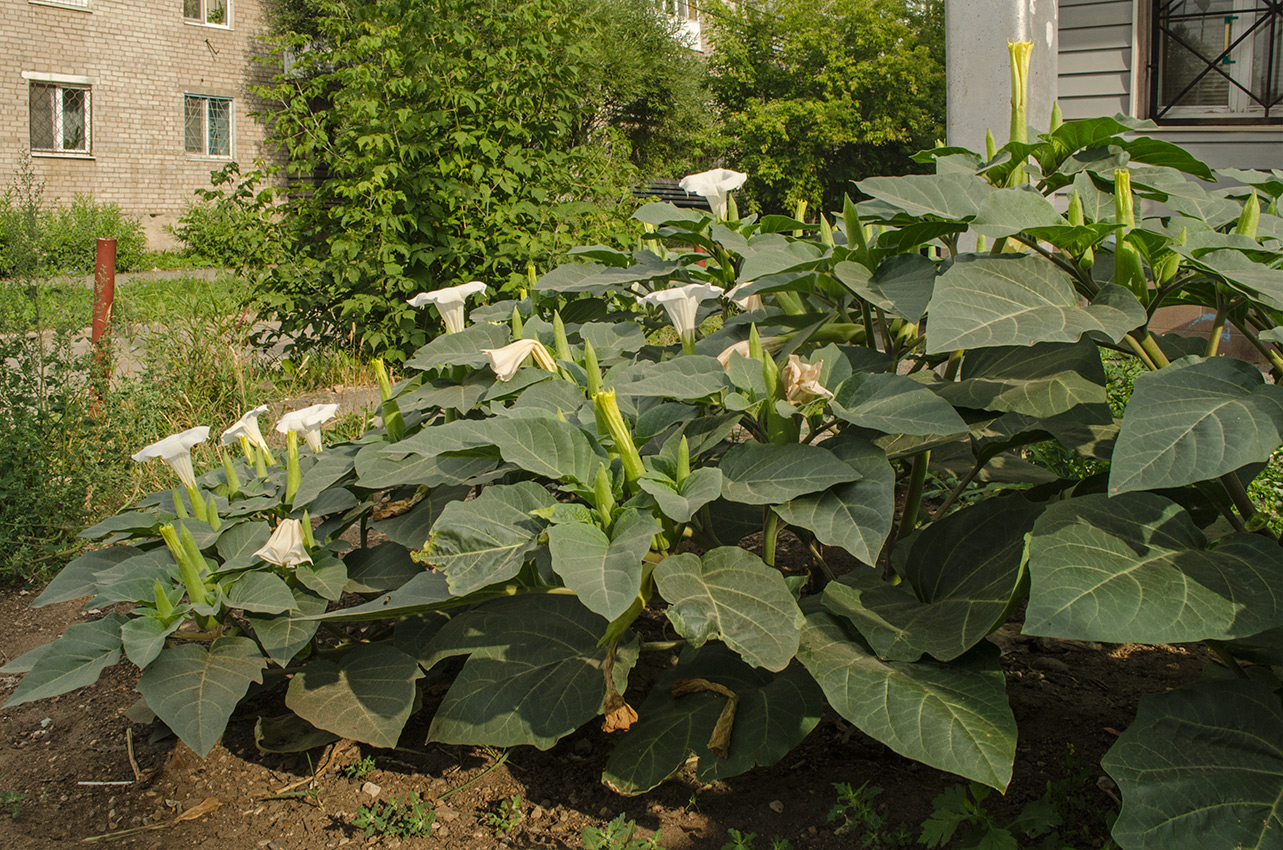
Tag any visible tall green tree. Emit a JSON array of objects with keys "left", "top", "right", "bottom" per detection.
[{"left": 705, "top": 0, "right": 945, "bottom": 215}]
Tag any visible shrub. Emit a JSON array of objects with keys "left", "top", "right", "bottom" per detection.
[
  {"left": 172, "top": 162, "right": 286, "bottom": 271},
  {"left": 40, "top": 195, "right": 146, "bottom": 275}
]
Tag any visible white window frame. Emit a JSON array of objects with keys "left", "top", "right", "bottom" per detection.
[
  {"left": 28, "top": 0, "right": 91, "bottom": 12},
  {"left": 184, "top": 94, "right": 233, "bottom": 159},
  {"left": 23, "top": 72, "right": 93, "bottom": 158},
  {"left": 1147, "top": 0, "right": 1281, "bottom": 124},
  {"left": 183, "top": 0, "right": 230, "bottom": 28}
]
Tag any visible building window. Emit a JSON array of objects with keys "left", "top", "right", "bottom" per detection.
[
  {"left": 1152, "top": 0, "right": 1282, "bottom": 123},
  {"left": 29, "top": 82, "right": 91, "bottom": 154},
  {"left": 183, "top": 0, "right": 227, "bottom": 26},
  {"left": 184, "top": 95, "right": 232, "bottom": 157}
]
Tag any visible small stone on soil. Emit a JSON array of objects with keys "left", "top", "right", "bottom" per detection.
[
  {"left": 768, "top": 799, "right": 784, "bottom": 813},
  {"left": 361, "top": 781, "right": 382, "bottom": 798}
]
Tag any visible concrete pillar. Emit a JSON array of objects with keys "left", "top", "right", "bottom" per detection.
[{"left": 945, "top": 0, "right": 1059, "bottom": 153}]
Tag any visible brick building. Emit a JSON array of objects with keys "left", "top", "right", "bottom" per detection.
[{"left": 1, "top": 0, "right": 282, "bottom": 247}]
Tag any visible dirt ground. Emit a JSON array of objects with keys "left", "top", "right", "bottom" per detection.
[{"left": 0, "top": 576, "right": 1207, "bottom": 850}]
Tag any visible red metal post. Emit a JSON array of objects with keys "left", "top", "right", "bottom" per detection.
[{"left": 92, "top": 238, "right": 117, "bottom": 387}]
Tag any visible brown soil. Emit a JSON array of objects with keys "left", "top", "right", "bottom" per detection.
[{"left": 0, "top": 576, "right": 1206, "bottom": 850}]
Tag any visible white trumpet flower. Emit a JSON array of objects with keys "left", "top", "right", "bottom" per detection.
[
  {"left": 638, "top": 283, "right": 722, "bottom": 354},
  {"left": 131, "top": 426, "right": 210, "bottom": 489},
  {"left": 407, "top": 280, "right": 487, "bottom": 334},
  {"left": 782, "top": 355, "right": 834, "bottom": 404},
  {"left": 482, "top": 338, "right": 559, "bottom": 382},
  {"left": 679, "top": 168, "right": 747, "bottom": 220},
  {"left": 716, "top": 340, "right": 753, "bottom": 371},
  {"left": 220, "top": 405, "right": 271, "bottom": 453},
  {"left": 253, "top": 518, "right": 312, "bottom": 568},
  {"left": 726, "top": 281, "right": 765, "bottom": 313},
  {"left": 276, "top": 403, "right": 339, "bottom": 453}
]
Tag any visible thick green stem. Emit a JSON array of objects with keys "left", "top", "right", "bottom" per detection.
[
  {"left": 1123, "top": 334, "right": 1159, "bottom": 371},
  {"left": 933, "top": 460, "right": 984, "bottom": 520},
  {"left": 1138, "top": 333, "right": 1171, "bottom": 368},
  {"left": 1220, "top": 472, "right": 1272, "bottom": 538},
  {"left": 1205, "top": 295, "right": 1230, "bottom": 358},
  {"left": 859, "top": 299, "right": 876, "bottom": 349},
  {"left": 1231, "top": 317, "right": 1283, "bottom": 381},
  {"left": 942, "top": 350, "right": 964, "bottom": 382},
  {"left": 897, "top": 451, "right": 931, "bottom": 540}
]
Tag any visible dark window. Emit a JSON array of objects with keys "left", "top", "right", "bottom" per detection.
[{"left": 1153, "top": 0, "right": 1282, "bottom": 123}]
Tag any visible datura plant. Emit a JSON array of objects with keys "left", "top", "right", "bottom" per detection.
[{"left": 7, "top": 49, "right": 1283, "bottom": 850}]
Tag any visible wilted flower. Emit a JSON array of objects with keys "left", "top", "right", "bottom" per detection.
[
  {"left": 132, "top": 426, "right": 210, "bottom": 489},
  {"left": 407, "top": 280, "right": 487, "bottom": 334},
  {"left": 638, "top": 283, "right": 722, "bottom": 353},
  {"left": 276, "top": 403, "right": 339, "bottom": 453},
  {"left": 782, "top": 355, "right": 833, "bottom": 404},
  {"left": 482, "top": 338, "right": 559, "bottom": 381},
  {"left": 220, "top": 405, "right": 271, "bottom": 453},
  {"left": 253, "top": 518, "right": 312, "bottom": 568},
  {"left": 680, "top": 168, "right": 747, "bottom": 220}
]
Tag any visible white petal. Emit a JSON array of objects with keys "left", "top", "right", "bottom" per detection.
[
  {"left": 131, "top": 426, "right": 209, "bottom": 489},
  {"left": 276, "top": 403, "right": 340, "bottom": 435},
  {"left": 221, "top": 405, "right": 271, "bottom": 449},
  {"left": 679, "top": 168, "right": 748, "bottom": 218},
  {"left": 253, "top": 519, "right": 313, "bottom": 568},
  {"left": 482, "top": 339, "right": 557, "bottom": 381}
]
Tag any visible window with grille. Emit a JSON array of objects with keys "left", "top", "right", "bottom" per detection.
[
  {"left": 184, "top": 0, "right": 228, "bottom": 26},
  {"left": 1153, "top": 0, "right": 1282, "bottom": 123},
  {"left": 184, "top": 95, "right": 232, "bottom": 157},
  {"left": 29, "top": 82, "right": 90, "bottom": 154}
]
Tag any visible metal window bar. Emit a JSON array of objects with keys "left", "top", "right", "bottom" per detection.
[
  {"left": 207, "top": 98, "right": 231, "bottom": 156},
  {"left": 1152, "top": 0, "right": 1282, "bottom": 122},
  {"left": 29, "top": 83, "right": 89, "bottom": 152}
]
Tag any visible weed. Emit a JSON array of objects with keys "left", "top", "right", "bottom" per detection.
[
  {"left": 828, "top": 782, "right": 911, "bottom": 849},
  {"left": 582, "top": 814, "right": 663, "bottom": 850},
  {"left": 721, "top": 828, "right": 757, "bottom": 849},
  {"left": 0, "top": 791, "right": 27, "bottom": 820},
  {"left": 352, "top": 793, "right": 435, "bottom": 839},
  {"left": 485, "top": 793, "right": 522, "bottom": 837},
  {"left": 767, "top": 839, "right": 794, "bottom": 850},
  {"left": 341, "top": 755, "right": 375, "bottom": 781}
]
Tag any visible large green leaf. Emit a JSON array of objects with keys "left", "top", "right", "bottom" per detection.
[
  {"left": 639, "top": 467, "right": 724, "bottom": 524},
  {"left": 227, "top": 571, "right": 297, "bottom": 614},
  {"left": 416, "top": 481, "right": 554, "bottom": 596},
  {"left": 286, "top": 644, "right": 423, "bottom": 748},
  {"left": 308, "top": 571, "right": 456, "bottom": 622},
  {"left": 653, "top": 547, "right": 804, "bottom": 671},
  {"left": 485, "top": 418, "right": 605, "bottom": 485},
  {"left": 4, "top": 614, "right": 127, "bottom": 707},
  {"left": 136, "top": 637, "right": 267, "bottom": 757},
  {"left": 34, "top": 546, "right": 136, "bottom": 606},
  {"left": 343, "top": 542, "right": 423, "bottom": 593},
  {"left": 797, "top": 613, "right": 1016, "bottom": 790},
  {"left": 370, "top": 486, "right": 470, "bottom": 551},
  {"left": 1026, "top": 492, "right": 1283, "bottom": 644},
  {"left": 1109, "top": 357, "right": 1283, "bottom": 495},
  {"left": 120, "top": 615, "right": 182, "bottom": 670},
  {"left": 91, "top": 548, "right": 178, "bottom": 606},
  {"left": 1102, "top": 679, "right": 1283, "bottom": 850},
  {"left": 831, "top": 373, "right": 968, "bottom": 437},
  {"left": 970, "top": 187, "right": 1066, "bottom": 239},
  {"left": 834, "top": 254, "right": 936, "bottom": 323},
  {"left": 548, "top": 509, "right": 658, "bottom": 620},
  {"left": 609, "top": 356, "right": 730, "bottom": 400},
  {"left": 214, "top": 521, "right": 272, "bottom": 571},
  {"left": 405, "top": 323, "right": 510, "bottom": 371},
  {"left": 856, "top": 173, "right": 995, "bottom": 220},
  {"left": 719, "top": 442, "right": 860, "bottom": 505},
  {"left": 823, "top": 495, "right": 1042, "bottom": 662},
  {"left": 937, "top": 339, "right": 1110, "bottom": 420},
  {"left": 773, "top": 436, "right": 895, "bottom": 566},
  {"left": 355, "top": 450, "right": 501, "bottom": 491},
  {"left": 296, "top": 553, "right": 348, "bottom": 602},
  {"left": 79, "top": 511, "right": 163, "bottom": 540},
  {"left": 293, "top": 445, "right": 360, "bottom": 508},
  {"left": 247, "top": 588, "right": 327, "bottom": 665},
  {"left": 421, "top": 595, "right": 636, "bottom": 748},
  {"left": 578, "top": 322, "right": 647, "bottom": 361},
  {"left": 926, "top": 254, "right": 1145, "bottom": 354},
  {"left": 602, "top": 646, "right": 824, "bottom": 794},
  {"left": 397, "top": 373, "right": 490, "bottom": 413}
]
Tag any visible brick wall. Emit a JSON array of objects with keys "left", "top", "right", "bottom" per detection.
[{"left": 0, "top": 0, "right": 285, "bottom": 249}]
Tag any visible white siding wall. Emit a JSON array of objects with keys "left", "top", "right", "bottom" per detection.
[{"left": 1057, "top": 0, "right": 1282, "bottom": 170}]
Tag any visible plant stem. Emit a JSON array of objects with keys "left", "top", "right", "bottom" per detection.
[
  {"left": 942, "top": 350, "right": 964, "bottom": 381},
  {"left": 1138, "top": 333, "right": 1172, "bottom": 368},
  {"left": 859, "top": 299, "right": 877, "bottom": 350},
  {"left": 897, "top": 451, "right": 931, "bottom": 540},
  {"left": 1205, "top": 293, "right": 1230, "bottom": 358},
  {"left": 1122, "top": 334, "right": 1158, "bottom": 370},
  {"left": 1231, "top": 317, "right": 1283, "bottom": 381},
  {"left": 808, "top": 539, "right": 836, "bottom": 582},
  {"left": 933, "top": 460, "right": 984, "bottom": 520},
  {"left": 1220, "top": 472, "right": 1273, "bottom": 538}
]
